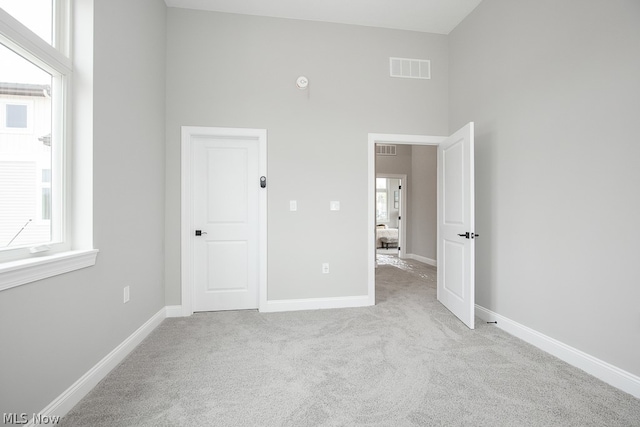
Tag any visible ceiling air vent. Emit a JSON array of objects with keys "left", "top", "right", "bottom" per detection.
[
  {"left": 376, "top": 144, "right": 397, "bottom": 156},
  {"left": 390, "top": 57, "right": 431, "bottom": 80}
]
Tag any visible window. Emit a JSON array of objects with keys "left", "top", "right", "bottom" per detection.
[
  {"left": 0, "top": 0, "right": 98, "bottom": 286},
  {"left": 376, "top": 178, "right": 388, "bottom": 222},
  {"left": 5, "top": 103, "right": 27, "bottom": 128},
  {"left": 0, "top": 2, "right": 63, "bottom": 260},
  {"left": 42, "top": 168, "right": 51, "bottom": 183},
  {"left": 41, "top": 168, "right": 51, "bottom": 220},
  {"left": 0, "top": 0, "right": 52, "bottom": 45},
  {"left": 41, "top": 187, "right": 51, "bottom": 220}
]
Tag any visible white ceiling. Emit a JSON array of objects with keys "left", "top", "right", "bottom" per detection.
[{"left": 164, "top": 0, "right": 483, "bottom": 35}]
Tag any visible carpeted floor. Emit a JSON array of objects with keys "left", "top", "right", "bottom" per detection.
[{"left": 61, "top": 256, "right": 640, "bottom": 426}]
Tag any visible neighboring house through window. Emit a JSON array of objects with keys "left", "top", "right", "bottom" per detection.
[
  {"left": 0, "top": 1, "right": 98, "bottom": 291},
  {"left": 0, "top": 0, "right": 58, "bottom": 255}
]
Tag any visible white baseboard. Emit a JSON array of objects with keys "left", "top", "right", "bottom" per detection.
[
  {"left": 33, "top": 307, "right": 166, "bottom": 424},
  {"left": 165, "top": 305, "right": 184, "bottom": 318},
  {"left": 405, "top": 253, "right": 437, "bottom": 267},
  {"left": 261, "top": 295, "right": 371, "bottom": 313},
  {"left": 475, "top": 305, "right": 640, "bottom": 399}
]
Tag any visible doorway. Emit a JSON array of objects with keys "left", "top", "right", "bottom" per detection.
[
  {"left": 368, "top": 134, "right": 444, "bottom": 299},
  {"left": 368, "top": 124, "right": 476, "bottom": 329}
]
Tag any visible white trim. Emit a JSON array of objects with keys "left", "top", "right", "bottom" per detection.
[
  {"left": 475, "top": 305, "right": 640, "bottom": 399},
  {"left": 260, "top": 295, "right": 371, "bottom": 313},
  {"left": 181, "top": 126, "right": 267, "bottom": 316},
  {"left": 0, "top": 249, "right": 98, "bottom": 292},
  {"left": 368, "top": 133, "right": 445, "bottom": 307},
  {"left": 405, "top": 253, "right": 437, "bottom": 267},
  {"left": 165, "top": 305, "right": 184, "bottom": 318},
  {"left": 31, "top": 307, "right": 166, "bottom": 424}
]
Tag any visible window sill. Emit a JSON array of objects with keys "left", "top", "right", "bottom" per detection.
[{"left": 0, "top": 249, "right": 99, "bottom": 292}]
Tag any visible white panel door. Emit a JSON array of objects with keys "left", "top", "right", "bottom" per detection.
[
  {"left": 191, "top": 136, "right": 259, "bottom": 311},
  {"left": 437, "top": 122, "right": 475, "bottom": 329}
]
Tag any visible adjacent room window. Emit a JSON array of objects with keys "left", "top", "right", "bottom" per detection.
[
  {"left": 0, "top": 1, "right": 71, "bottom": 261},
  {"left": 376, "top": 178, "right": 388, "bottom": 222}
]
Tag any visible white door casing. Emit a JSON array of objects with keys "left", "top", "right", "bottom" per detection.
[
  {"left": 181, "top": 127, "right": 267, "bottom": 315},
  {"left": 437, "top": 122, "right": 475, "bottom": 329}
]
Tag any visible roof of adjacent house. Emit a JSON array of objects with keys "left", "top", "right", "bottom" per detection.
[{"left": 0, "top": 82, "right": 51, "bottom": 97}]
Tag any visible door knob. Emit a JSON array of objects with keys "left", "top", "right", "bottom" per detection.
[{"left": 457, "top": 232, "right": 479, "bottom": 239}]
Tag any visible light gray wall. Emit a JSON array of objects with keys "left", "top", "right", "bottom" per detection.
[
  {"left": 449, "top": 0, "right": 640, "bottom": 376},
  {"left": 377, "top": 145, "right": 413, "bottom": 176},
  {"left": 409, "top": 145, "right": 437, "bottom": 260},
  {"left": 0, "top": 0, "right": 167, "bottom": 415},
  {"left": 165, "top": 9, "right": 449, "bottom": 301}
]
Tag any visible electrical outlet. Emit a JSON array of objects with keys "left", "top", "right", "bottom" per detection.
[
  {"left": 322, "top": 263, "right": 330, "bottom": 274},
  {"left": 124, "top": 286, "right": 130, "bottom": 303}
]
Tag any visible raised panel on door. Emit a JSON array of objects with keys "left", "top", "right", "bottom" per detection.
[
  {"left": 207, "top": 147, "right": 248, "bottom": 224},
  {"left": 443, "top": 140, "right": 465, "bottom": 226},
  {"left": 443, "top": 239, "right": 465, "bottom": 300}
]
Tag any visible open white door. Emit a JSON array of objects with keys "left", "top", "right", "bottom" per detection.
[{"left": 437, "top": 122, "right": 475, "bottom": 329}]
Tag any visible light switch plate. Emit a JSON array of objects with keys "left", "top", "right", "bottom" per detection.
[
  {"left": 330, "top": 201, "right": 340, "bottom": 211},
  {"left": 290, "top": 200, "right": 297, "bottom": 211}
]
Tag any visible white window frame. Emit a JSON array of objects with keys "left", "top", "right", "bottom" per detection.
[{"left": 0, "top": 2, "right": 97, "bottom": 292}]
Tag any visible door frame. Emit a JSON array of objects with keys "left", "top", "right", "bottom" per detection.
[
  {"left": 367, "top": 133, "right": 445, "bottom": 305},
  {"left": 181, "top": 126, "right": 267, "bottom": 316},
  {"left": 375, "top": 173, "right": 407, "bottom": 259}
]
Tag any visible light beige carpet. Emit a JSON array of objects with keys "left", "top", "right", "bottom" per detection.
[{"left": 61, "top": 256, "right": 640, "bottom": 426}]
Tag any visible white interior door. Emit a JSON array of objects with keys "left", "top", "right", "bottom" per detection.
[
  {"left": 191, "top": 136, "right": 260, "bottom": 311},
  {"left": 437, "top": 122, "right": 475, "bottom": 329}
]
